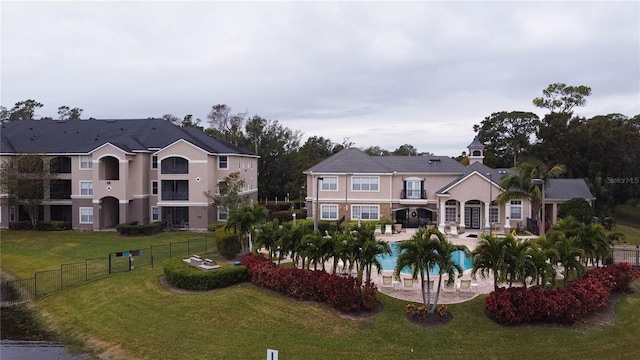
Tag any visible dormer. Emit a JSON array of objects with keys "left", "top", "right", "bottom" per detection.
[{"left": 467, "top": 136, "right": 485, "bottom": 165}]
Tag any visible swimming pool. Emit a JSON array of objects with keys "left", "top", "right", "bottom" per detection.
[{"left": 377, "top": 242, "right": 472, "bottom": 275}]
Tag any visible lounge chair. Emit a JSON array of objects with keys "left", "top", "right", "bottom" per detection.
[
  {"left": 458, "top": 279, "right": 472, "bottom": 292},
  {"left": 380, "top": 274, "right": 395, "bottom": 291},
  {"left": 401, "top": 277, "right": 416, "bottom": 291},
  {"left": 423, "top": 279, "right": 435, "bottom": 294},
  {"left": 442, "top": 281, "right": 456, "bottom": 292}
]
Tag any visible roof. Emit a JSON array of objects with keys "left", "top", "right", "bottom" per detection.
[
  {"left": 304, "top": 148, "right": 467, "bottom": 174},
  {"left": 436, "top": 162, "right": 515, "bottom": 194},
  {"left": 545, "top": 179, "right": 594, "bottom": 201},
  {"left": 467, "top": 136, "right": 484, "bottom": 149},
  {"left": 0, "top": 119, "right": 255, "bottom": 156}
]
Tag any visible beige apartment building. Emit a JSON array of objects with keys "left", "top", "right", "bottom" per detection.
[
  {"left": 0, "top": 119, "right": 257, "bottom": 231},
  {"left": 304, "top": 137, "right": 594, "bottom": 234}
]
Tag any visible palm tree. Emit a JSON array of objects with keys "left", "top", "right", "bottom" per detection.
[
  {"left": 576, "top": 222, "right": 610, "bottom": 267},
  {"left": 360, "top": 237, "right": 392, "bottom": 283},
  {"left": 430, "top": 234, "right": 469, "bottom": 314},
  {"left": 502, "top": 236, "right": 535, "bottom": 288},
  {"left": 255, "top": 219, "right": 281, "bottom": 261},
  {"left": 394, "top": 228, "right": 438, "bottom": 309},
  {"left": 497, "top": 159, "right": 566, "bottom": 235},
  {"left": 471, "top": 233, "right": 507, "bottom": 292},
  {"left": 226, "top": 204, "right": 268, "bottom": 254},
  {"left": 553, "top": 234, "right": 585, "bottom": 286}
]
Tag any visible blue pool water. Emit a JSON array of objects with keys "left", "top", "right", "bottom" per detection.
[{"left": 377, "top": 242, "right": 472, "bottom": 275}]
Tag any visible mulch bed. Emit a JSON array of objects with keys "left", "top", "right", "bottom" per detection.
[{"left": 406, "top": 310, "right": 454, "bottom": 327}]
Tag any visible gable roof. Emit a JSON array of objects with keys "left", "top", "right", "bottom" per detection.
[
  {"left": 546, "top": 179, "right": 594, "bottom": 201},
  {"left": 0, "top": 119, "right": 255, "bottom": 156},
  {"left": 436, "top": 162, "right": 514, "bottom": 195},
  {"left": 304, "top": 148, "right": 467, "bottom": 174}
]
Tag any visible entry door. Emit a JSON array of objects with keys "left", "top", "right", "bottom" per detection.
[{"left": 465, "top": 207, "right": 481, "bottom": 229}]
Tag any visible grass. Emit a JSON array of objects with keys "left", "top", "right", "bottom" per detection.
[
  {"left": 614, "top": 203, "right": 640, "bottom": 245},
  {"left": 2, "top": 228, "right": 640, "bottom": 359}
]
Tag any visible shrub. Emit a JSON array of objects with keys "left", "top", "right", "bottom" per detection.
[
  {"left": 558, "top": 198, "right": 595, "bottom": 224},
  {"left": 241, "top": 253, "right": 377, "bottom": 312},
  {"left": 215, "top": 229, "right": 241, "bottom": 259},
  {"left": 485, "top": 263, "right": 640, "bottom": 325},
  {"left": 163, "top": 257, "right": 247, "bottom": 291},
  {"left": 116, "top": 221, "right": 163, "bottom": 236},
  {"left": 8, "top": 220, "right": 72, "bottom": 230}
]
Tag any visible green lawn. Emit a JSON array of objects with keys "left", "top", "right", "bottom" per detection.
[
  {"left": 614, "top": 204, "right": 640, "bottom": 245},
  {"left": 2, "top": 229, "right": 640, "bottom": 359}
]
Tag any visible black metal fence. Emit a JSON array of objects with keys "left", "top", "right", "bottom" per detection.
[
  {"left": 1, "top": 236, "right": 215, "bottom": 305},
  {"left": 611, "top": 245, "right": 640, "bottom": 269}
]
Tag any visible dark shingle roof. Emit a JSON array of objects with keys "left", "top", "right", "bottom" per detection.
[
  {"left": 0, "top": 119, "right": 255, "bottom": 155},
  {"left": 304, "top": 148, "right": 467, "bottom": 174},
  {"left": 467, "top": 136, "right": 484, "bottom": 149},
  {"left": 546, "top": 179, "right": 594, "bottom": 200}
]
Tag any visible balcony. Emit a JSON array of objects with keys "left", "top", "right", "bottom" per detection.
[
  {"left": 161, "top": 191, "right": 189, "bottom": 201},
  {"left": 401, "top": 189, "right": 427, "bottom": 200}
]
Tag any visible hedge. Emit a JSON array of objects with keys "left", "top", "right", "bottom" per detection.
[
  {"left": 116, "top": 221, "right": 164, "bottom": 236},
  {"left": 485, "top": 263, "right": 640, "bottom": 325},
  {"left": 163, "top": 257, "right": 248, "bottom": 291},
  {"left": 241, "top": 253, "right": 377, "bottom": 312},
  {"left": 9, "top": 220, "right": 71, "bottom": 231}
]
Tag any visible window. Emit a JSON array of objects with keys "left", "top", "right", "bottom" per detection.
[
  {"left": 79, "top": 207, "right": 93, "bottom": 224},
  {"left": 321, "top": 176, "right": 337, "bottom": 191},
  {"left": 152, "top": 155, "right": 158, "bottom": 169},
  {"left": 80, "top": 181, "right": 93, "bottom": 196},
  {"left": 50, "top": 157, "right": 71, "bottom": 173},
  {"left": 161, "top": 157, "right": 188, "bottom": 174},
  {"left": 151, "top": 207, "right": 159, "bottom": 221},
  {"left": 10, "top": 206, "right": 16, "bottom": 222},
  {"left": 161, "top": 180, "right": 189, "bottom": 200},
  {"left": 510, "top": 200, "right": 523, "bottom": 220},
  {"left": 80, "top": 155, "right": 92, "bottom": 169},
  {"left": 219, "top": 156, "right": 228, "bottom": 169},
  {"left": 152, "top": 181, "right": 158, "bottom": 195},
  {"left": 404, "top": 180, "right": 422, "bottom": 199},
  {"left": 218, "top": 206, "right": 228, "bottom": 221},
  {"left": 445, "top": 200, "right": 457, "bottom": 223},
  {"left": 352, "top": 176, "right": 379, "bottom": 191},
  {"left": 490, "top": 202, "right": 499, "bottom": 224},
  {"left": 351, "top": 205, "right": 379, "bottom": 220},
  {"left": 321, "top": 204, "right": 338, "bottom": 220}
]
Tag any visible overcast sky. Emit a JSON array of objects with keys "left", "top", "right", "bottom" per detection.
[{"left": 2, "top": 1, "right": 639, "bottom": 156}]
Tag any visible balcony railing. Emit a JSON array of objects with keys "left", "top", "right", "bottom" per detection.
[
  {"left": 400, "top": 189, "right": 427, "bottom": 200},
  {"left": 161, "top": 191, "right": 189, "bottom": 201}
]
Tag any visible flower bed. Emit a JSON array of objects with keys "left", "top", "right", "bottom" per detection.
[
  {"left": 486, "top": 263, "right": 640, "bottom": 325},
  {"left": 241, "top": 253, "right": 377, "bottom": 312}
]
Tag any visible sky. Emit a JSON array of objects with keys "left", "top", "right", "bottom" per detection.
[{"left": 1, "top": 1, "right": 639, "bottom": 157}]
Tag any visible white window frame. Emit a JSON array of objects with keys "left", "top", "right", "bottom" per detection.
[
  {"left": 445, "top": 200, "right": 457, "bottom": 223},
  {"left": 217, "top": 206, "right": 228, "bottom": 221},
  {"left": 151, "top": 181, "right": 158, "bottom": 195},
  {"left": 79, "top": 207, "right": 93, "bottom": 224},
  {"left": 79, "top": 155, "right": 92, "bottom": 170},
  {"left": 351, "top": 205, "right": 379, "bottom": 221},
  {"left": 321, "top": 204, "right": 339, "bottom": 220},
  {"left": 79, "top": 181, "right": 93, "bottom": 196},
  {"left": 352, "top": 176, "right": 379, "bottom": 192},
  {"left": 151, "top": 155, "right": 158, "bottom": 169},
  {"left": 151, "top": 206, "right": 159, "bottom": 221},
  {"left": 9, "top": 206, "right": 16, "bottom": 222},
  {"left": 218, "top": 156, "right": 228, "bottom": 170},
  {"left": 321, "top": 176, "right": 338, "bottom": 191},
  {"left": 489, "top": 202, "right": 500, "bottom": 224},
  {"left": 510, "top": 200, "right": 523, "bottom": 220}
]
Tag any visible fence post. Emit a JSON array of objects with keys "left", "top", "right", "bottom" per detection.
[
  {"left": 85, "top": 259, "right": 88, "bottom": 282},
  {"left": 151, "top": 254, "right": 154, "bottom": 269},
  {"left": 108, "top": 253, "right": 112, "bottom": 274},
  {"left": 636, "top": 245, "right": 639, "bottom": 268},
  {"left": 188, "top": 239, "right": 190, "bottom": 256}
]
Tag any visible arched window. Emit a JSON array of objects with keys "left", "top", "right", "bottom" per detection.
[
  {"left": 161, "top": 157, "right": 188, "bottom": 174},
  {"left": 50, "top": 156, "right": 71, "bottom": 173}
]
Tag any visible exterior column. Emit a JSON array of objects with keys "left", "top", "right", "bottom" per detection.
[
  {"left": 504, "top": 203, "right": 511, "bottom": 232},
  {"left": 458, "top": 201, "right": 466, "bottom": 230},
  {"left": 438, "top": 199, "right": 446, "bottom": 233},
  {"left": 484, "top": 202, "right": 490, "bottom": 232}
]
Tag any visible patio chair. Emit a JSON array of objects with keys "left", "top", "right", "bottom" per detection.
[
  {"left": 442, "top": 281, "right": 457, "bottom": 292},
  {"left": 458, "top": 279, "right": 472, "bottom": 292},
  {"left": 380, "top": 273, "right": 395, "bottom": 291},
  {"left": 401, "top": 277, "right": 416, "bottom": 291},
  {"left": 422, "top": 279, "right": 435, "bottom": 294}
]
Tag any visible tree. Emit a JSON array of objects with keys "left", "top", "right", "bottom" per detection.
[
  {"left": 557, "top": 198, "right": 595, "bottom": 224},
  {"left": 550, "top": 233, "right": 584, "bottom": 286},
  {"left": 0, "top": 106, "right": 9, "bottom": 124},
  {"left": 473, "top": 111, "right": 540, "bottom": 167},
  {"left": 204, "top": 171, "right": 248, "bottom": 211},
  {"left": 181, "top": 114, "right": 204, "bottom": 130},
  {"left": 533, "top": 83, "right": 592, "bottom": 114},
  {"left": 496, "top": 159, "right": 566, "bottom": 235},
  {"left": 392, "top": 144, "right": 418, "bottom": 156},
  {"left": 362, "top": 146, "right": 391, "bottom": 156},
  {"left": 9, "top": 99, "right": 44, "bottom": 121},
  {"left": 255, "top": 219, "right": 281, "bottom": 261},
  {"left": 430, "top": 233, "right": 468, "bottom": 314},
  {"left": 471, "top": 233, "right": 507, "bottom": 292},
  {"left": 225, "top": 204, "right": 268, "bottom": 254},
  {"left": 162, "top": 113, "right": 181, "bottom": 124},
  {"left": 206, "top": 104, "right": 247, "bottom": 146},
  {"left": 58, "top": 106, "right": 83, "bottom": 120},
  {"left": 0, "top": 154, "right": 57, "bottom": 228},
  {"left": 245, "top": 115, "right": 267, "bottom": 154},
  {"left": 394, "top": 228, "right": 439, "bottom": 309}
]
